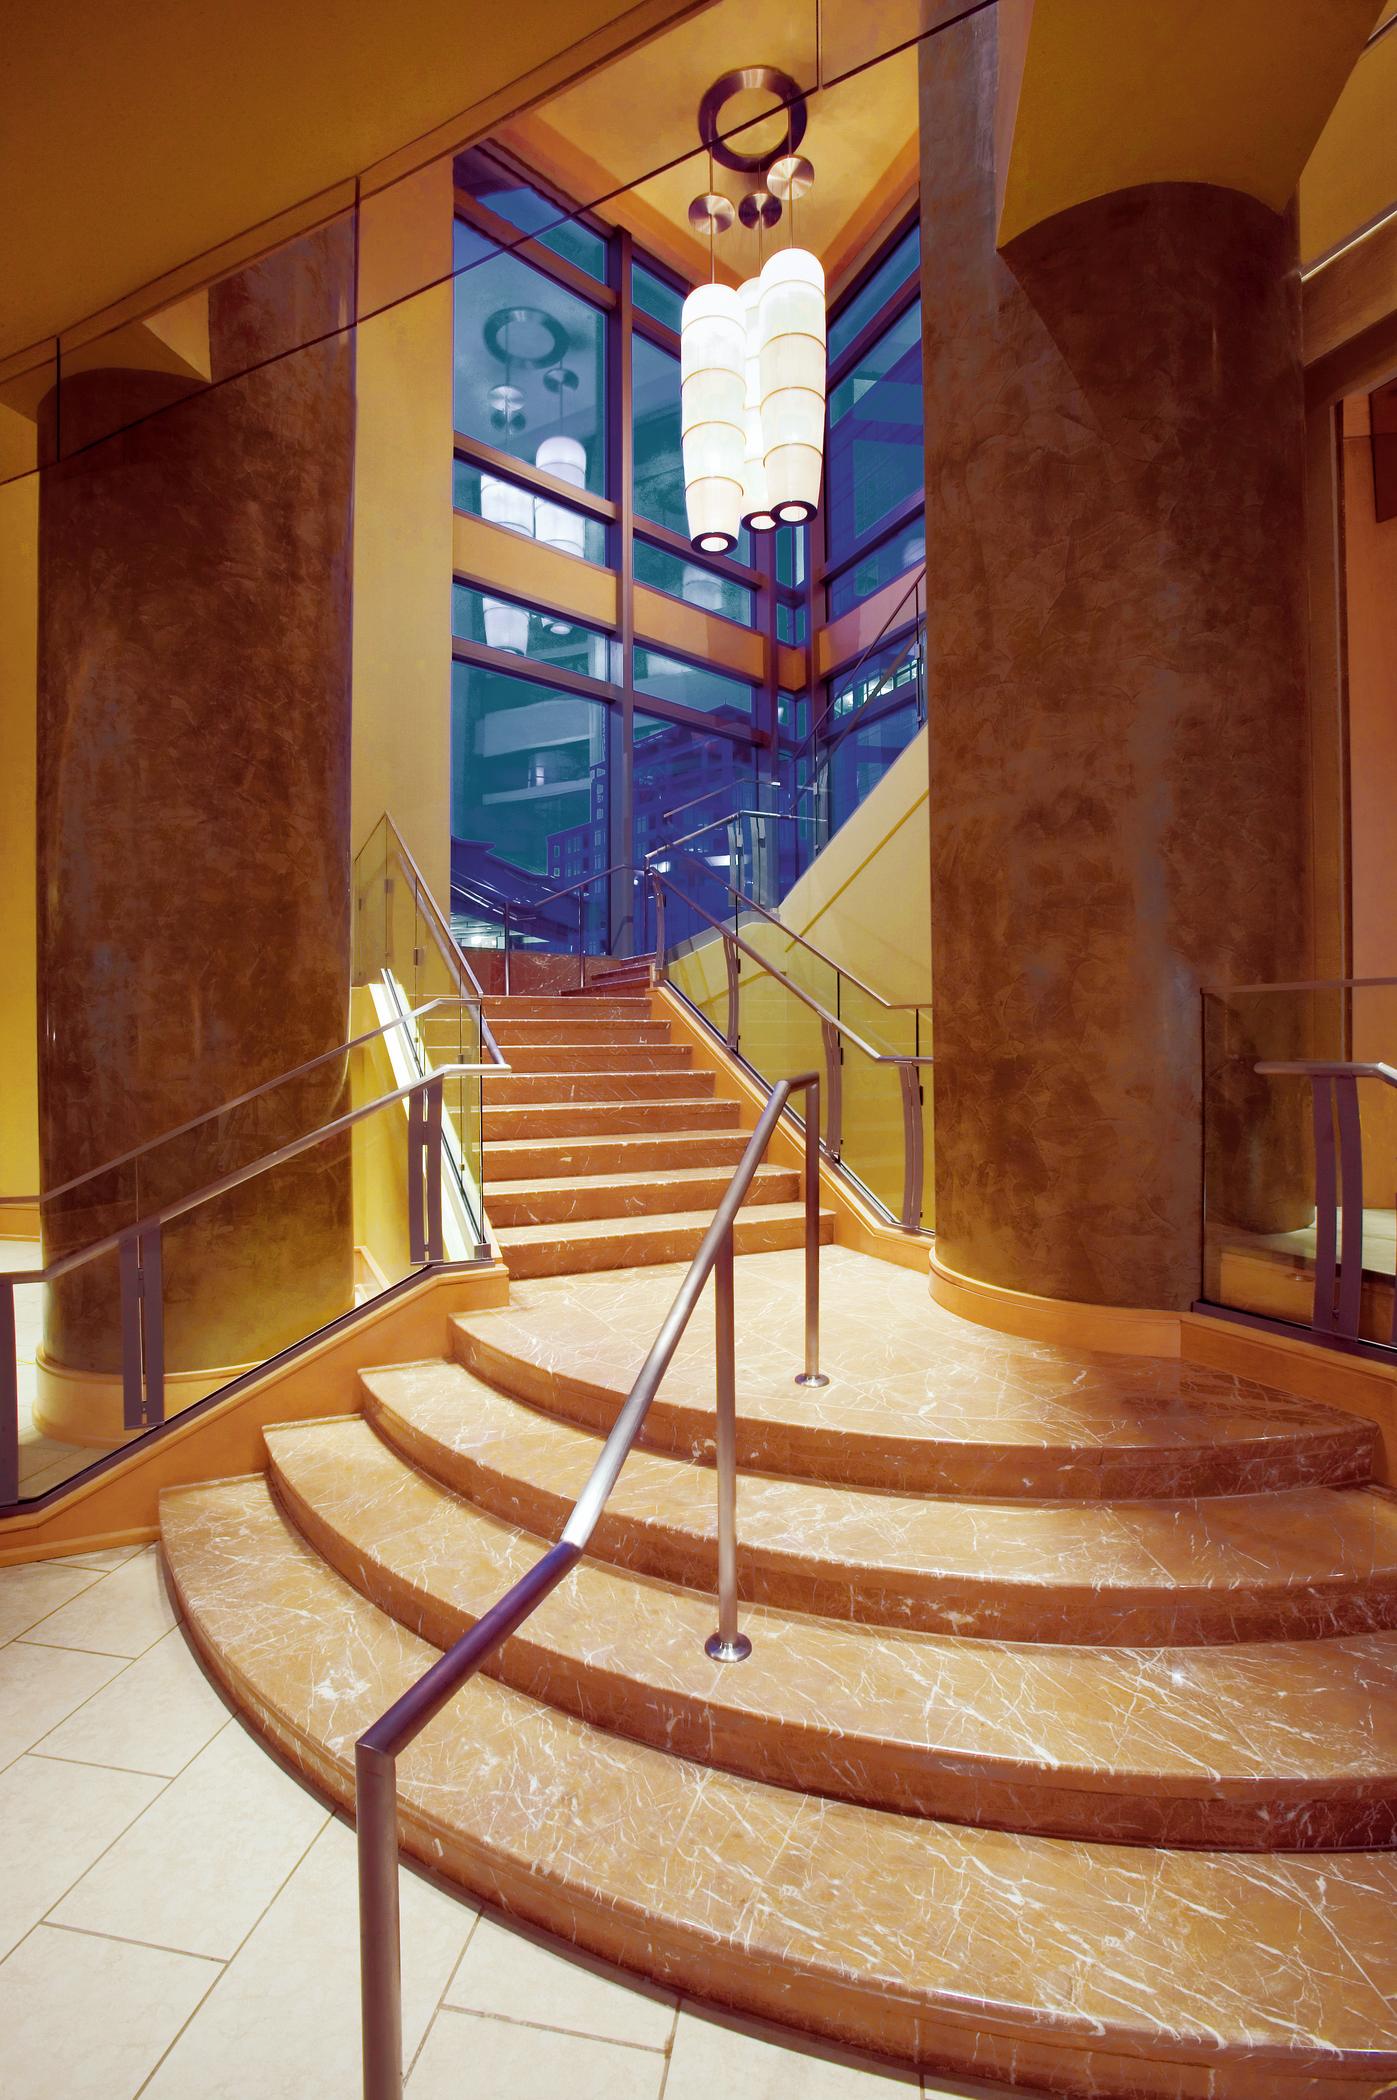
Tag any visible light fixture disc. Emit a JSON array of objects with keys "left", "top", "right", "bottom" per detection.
[
  {"left": 737, "top": 189, "right": 782, "bottom": 230},
  {"left": 688, "top": 191, "right": 737, "bottom": 234},
  {"left": 768, "top": 154, "right": 815, "bottom": 203}
]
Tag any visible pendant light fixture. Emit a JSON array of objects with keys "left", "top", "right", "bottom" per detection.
[
  {"left": 680, "top": 187, "right": 743, "bottom": 555},
  {"left": 760, "top": 153, "right": 824, "bottom": 525},
  {"left": 682, "top": 69, "right": 824, "bottom": 551},
  {"left": 535, "top": 363, "right": 586, "bottom": 566}
]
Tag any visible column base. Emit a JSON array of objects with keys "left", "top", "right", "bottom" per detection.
[{"left": 34, "top": 1347, "right": 257, "bottom": 1447}]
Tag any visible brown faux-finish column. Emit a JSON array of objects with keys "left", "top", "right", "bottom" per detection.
[
  {"left": 36, "top": 225, "right": 356, "bottom": 1436},
  {"left": 921, "top": 14, "right": 1310, "bottom": 1311}
]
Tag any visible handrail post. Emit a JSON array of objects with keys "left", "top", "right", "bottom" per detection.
[
  {"left": 118, "top": 1223, "right": 165, "bottom": 1431},
  {"left": 578, "top": 890, "right": 586, "bottom": 992},
  {"left": 723, "top": 933, "right": 740, "bottom": 1053},
  {"left": 899, "top": 1062, "right": 925, "bottom": 1234},
  {"left": 425, "top": 1076, "right": 444, "bottom": 1265},
  {"left": 820, "top": 1018, "right": 843, "bottom": 1159},
  {"left": 0, "top": 1279, "right": 17, "bottom": 1505},
  {"left": 795, "top": 1077, "right": 828, "bottom": 1389},
  {"left": 705, "top": 1219, "right": 750, "bottom": 1663},
  {"left": 652, "top": 875, "right": 666, "bottom": 978},
  {"left": 356, "top": 1740, "right": 403, "bottom": 2100},
  {"left": 406, "top": 1087, "right": 426, "bottom": 1266},
  {"left": 502, "top": 900, "right": 511, "bottom": 997}
]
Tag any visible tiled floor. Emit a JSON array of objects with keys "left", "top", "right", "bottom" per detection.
[{"left": 0, "top": 1543, "right": 1039, "bottom": 2099}]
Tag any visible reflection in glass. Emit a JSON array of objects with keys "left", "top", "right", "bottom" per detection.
[
  {"left": 825, "top": 297, "right": 923, "bottom": 563},
  {"left": 453, "top": 220, "right": 607, "bottom": 495},
  {"left": 634, "top": 646, "right": 754, "bottom": 722},
  {"left": 632, "top": 332, "right": 686, "bottom": 534},
  {"left": 634, "top": 538, "right": 754, "bottom": 626},
  {"left": 828, "top": 224, "right": 920, "bottom": 365},
  {"left": 827, "top": 516, "right": 925, "bottom": 619},
  {"left": 455, "top": 149, "right": 609, "bottom": 281},
  {"left": 452, "top": 583, "right": 620, "bottom": 684},
  {"left": 450, "top": 662, "right": 610, "bottom": 945},
  {"left": 453, "top": 459, "right": 609, "bottom": 564},
  {"left": 632, "top": 261, "right": 685, "bottom": 332}
]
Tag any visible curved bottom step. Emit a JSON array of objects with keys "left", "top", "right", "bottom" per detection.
[{"left": 162, "top": 1474, "right": 1397, "bottom": 2100}]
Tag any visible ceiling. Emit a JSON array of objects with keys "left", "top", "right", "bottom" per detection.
[
  {"left": 499, "top": 0, "right": 921, "bottom": 295},
  {"left": 0, "top": 0, "right": 705, "bottom": 361}
]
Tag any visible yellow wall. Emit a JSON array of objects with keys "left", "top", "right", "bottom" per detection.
[
  {"left": 996, "top": 0, "right": 1381, "bottom": 245},
  {"left": 1299, "top": 16, "right": 1397, "bottom": 263},
  {"left": 0, "top": 472, "right": 38, "bottom": 1219},
  {"left": 351, "top": 157, "right": 455, "bottom": 901}
]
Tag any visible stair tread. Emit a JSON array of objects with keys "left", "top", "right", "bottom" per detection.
[
  {"left": 488, "top": 1163, "right": 798, "bottom": 1227},
  {"left": 162, "top": 1474, "right": 1397, "bottom": 2091},
  {"left": 494, "top": 1164, "right": 796, "bottom": 1201},
  {"left": 362, "top": 1358, "right": 1397, "bottom": 1644},
  {"left": 452, "top": 1248, "right": 1378, "bottom": 1498},
  {"left": 265, "top": 1413, "right": 1397, "bottom": 1846},
  {"left": 494, "top": 1202, "right": 833, "bottom": 1247}
]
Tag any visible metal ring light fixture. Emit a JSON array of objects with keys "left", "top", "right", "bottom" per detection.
[
  {"left": 482, "top": 305, "right": 571, "bottom": 370},
  {"left": 697, "top": 65, "right": 807, "bottom": 176}
]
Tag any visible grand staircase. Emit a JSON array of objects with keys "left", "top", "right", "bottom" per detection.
[{"left": 159, "top": 990, "right": 1397, "bottom": 2099}]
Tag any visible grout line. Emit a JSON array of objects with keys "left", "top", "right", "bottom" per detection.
[
  {"left": 428, "top": 2003, "right": 673, "bottom": 2054},
  {"left": 26, "top": 1744, "right": 196, "bottom": 1781},
  {"left": 40, "top": 1915, "right": 226, "bottom": 1967}
]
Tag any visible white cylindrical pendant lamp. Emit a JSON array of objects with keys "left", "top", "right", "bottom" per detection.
[
  {"left": 758, "top": 247, "right": 826, "bottom": 524},
  {"left": 738, "top": 277, "right": 775, "bottom": 534},
  {"left": 482, "top": 597, "right": 529, "bottom": 654},
  {"left": 534, "top": 435, "right": 588, "bottom": 561},
  {"left": 480, "top": 472, "right": 534, "bottom": 538},
  {"left": 681, "top": 282, "right": 746, "bottom": 554}
]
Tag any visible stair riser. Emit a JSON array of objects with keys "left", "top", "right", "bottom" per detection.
[
  {"left": 487, "top": 1170, "right": 800, "bottom": 1228},
  {"left": 363, "top": 1397, "right": 1397, "bottom": 1646},
  {"left": 483, "top": 1101, "right": 741, "bottom": 1138},
  {"left": 450, "top": 1322, "right": 1377, "bottom": 1498},
  {"left": 485, "top": 997, "right": 651, "bottom": 1020},
  {"left": 485, "top": 1046, "right": 695, "bottom": 1074},
  {"left": 483, "top": 1133, "right": 752, "bottom": 1180},
  {"left": 486, "top": 1022, "right": 674, "bottom": 1046},
  {"left": 498, "top": 1209, "right": 833, "bottom": 1278},
  {"left": 269, "top": 1454, "right": 1397, "bottom": 1853},
  {"left": 484, "top": 1071, "right": 713, "bottom": 1103}
]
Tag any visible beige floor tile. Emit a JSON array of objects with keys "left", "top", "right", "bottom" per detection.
[
  {"left": 0, "top": 1558, "right": 99, "bottom": 1644},
  {"left": 140, "top": 1816, "right": 471, "bottom": 2099},
  {"left": 51, "top": 1719, "right": 327, "bottom": 1958},
  {"left": 0, "top": 1753, "right": 164, "bottom": 1960},
  {"left": 665, "top": 2008, "right": 918, "bottom": 2100},
  {"left": 407, "top": 2008, "right": 666, "bottom": 2100},
  {"left": 0, "top": 1924, "right": 215, "bottom": 2100},
  {"left": 37, "top": 1625, "right": 230, "bottom": 1776},
  {"left": 0, "top": 1639, "right": 127, "bottom": 1770},
  {"left": 444, "top": 1911, "right": 674, "bottom": 2048},
  {"left": 21, "top": 1547, "right": 178, "bottom": 1658},
  {"left": 53, "top": 1544, "right": 150, "bottom": 1571}
]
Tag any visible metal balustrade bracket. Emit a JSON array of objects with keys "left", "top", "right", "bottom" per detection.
[
  {"left": 118, "top": 1223, "right": 166, "bottom": 1432},
  {"left": 722, "top": 933, "right": 740, "bottom": 1052},
  {"left": 820, "top": 1018, "right": 843, "bottom": 1159},
  {"left": 899, "top": 1062, "right": 926, "bottom": 1234}
]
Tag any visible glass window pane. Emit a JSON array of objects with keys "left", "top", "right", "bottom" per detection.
[
  {"left": 632, "top": 261, "right": 685, "bottom": 332},
  {"left": 774, "top": 524, "right": 807, "bottom": 591},
  {"left": 455, "top": 151, "right": 609, "bottom": 281},
  {"left": 452, "top": 583, "right": 620, "bottom": 684},
  {"left": 825, "top": 297, "right": 923, "bottom": 564},
  {"left": 454, "top": 219, "right": 607, "bottom": 495},
  {"left": 450, "top": 662, "right": 610, "bottom": 941},
  {"left": 634, "top": 538, "right": 754, "bottom": 626},
  {"left": 829, "top": 629, "right": 922, "bottom": 722},
  {"left": 826, "top": 514, "right": 925, "bottom": 619},
  {"left": 777, "top": 601, "right": 808, "bottom": 644},
  {"left": 829, "top": 224, "right": 920, "bottom": 366},
  {"left": 634, "top": 712, "right": 758, "bottom": 949},
  {"left": 453, "top": 458, "right": 609, "bottom": 564},
  {"left": 634, "top": 645, "right": 754, "bottom": 723},
  {"left": 826, "top": 691, "right": 922, "bottom": 835},
  {"left": 632, "top": 332, "right": 686, "bottom": 535}
]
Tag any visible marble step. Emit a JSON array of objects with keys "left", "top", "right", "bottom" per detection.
[
  {"left": 482, "top": 1067, "right": 714, "bottom": 1104},
  {"left": 452, "top": 1249, "right": 1380, "bottom": 1499},
  {"left": 494, "top": 1202, "right": 834, "bottom": 1279},
  {"left": 483, "top": 1128, "right": 753, "bottom": 1182},
  {"left": 265, "top": 1414, "right": 1397, "bottom": 1850},
  {"left": 362, "top": 1358, "right": 1397, "bottom": 1646},
  {"left": 479, "top": 1042, "right": 695, "bottom": 1074},
  {"left": 487, "top": 1161, "right": 800, "bottom": 1229},
  {"left": 483, "top": 1017, "right": 675, "bottom": 1046},
  {"left": 482, "top": 1097, "right": 741, "bottom": 1140},
  {"left": 485, "top": 996, "right": 651, "bottom": 1020},
  {"left": 161, "top": 1475, "right": 1397, "bottom": 2100}
]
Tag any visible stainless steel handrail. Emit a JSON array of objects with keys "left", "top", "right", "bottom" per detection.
[
  {"left": 655, "top": 838, "right": 931, "bottom": 1022},
  {"left": 0, "top": 995, "right": 485, "bottom": 1216},
  {"left": 0, "top": 1061, "right": 499, "bottom": 1503},
  {"left": 369, "top": 813, "right": 506, "bottom": 1071},
  {"left": 499, "top": 858, "right": 641, "bottom": 993},
  {"left": 1254, "top": 1061, "right": 1397, "bottom": 1084},
  {"left": 355, "top": 1071, "right": 826, "bottom": 2100},
  {"left": 649, "top": 868, "right": 931, "bottom": 1231},
  {"left": 659, "top": 776, "right": 780, "bottom": 826}
]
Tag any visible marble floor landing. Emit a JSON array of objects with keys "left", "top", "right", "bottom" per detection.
[{"left": 0, "top": 1543, "right": 1037, "bottom": 2100}]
